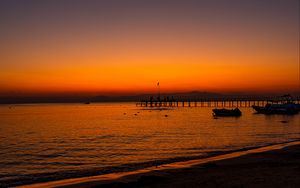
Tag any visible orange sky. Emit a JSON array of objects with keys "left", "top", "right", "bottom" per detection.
[{"left": 0, "top": 0, "right": 299, "bottom": 96}]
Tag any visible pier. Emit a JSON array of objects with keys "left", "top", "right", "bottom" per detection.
[{"left": 137, "top": 96, "right": 300, "bottom": 108}]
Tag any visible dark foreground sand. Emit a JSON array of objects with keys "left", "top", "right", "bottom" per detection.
[
  {"left": 20, "top": 143, "right": 300, "bottom": 188},
  {"left": 57, "top": 144, "right": 300, "bottom": 188}
]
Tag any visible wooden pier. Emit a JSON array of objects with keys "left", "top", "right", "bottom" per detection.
[{"left": 137, "top": 97, "right": 300, "bottom": 108}]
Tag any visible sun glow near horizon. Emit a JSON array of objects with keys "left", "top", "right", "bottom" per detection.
[{"left": 1, "top": 58, "right": 298, "bottom": 96}]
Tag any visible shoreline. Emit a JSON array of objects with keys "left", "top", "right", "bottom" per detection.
[{"left": 17, "top": 140, "right": 300, "bottom": 188}]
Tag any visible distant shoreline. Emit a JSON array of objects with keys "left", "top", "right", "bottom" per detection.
[
  {"left": 2, "top": 91, "right": 299, "bottom": 104},
  {"left": 0, "top": 101, "right": 135, "bottom": 105},
  {"left": 18, "top": 140, "right": 300, "bottom": 188}
]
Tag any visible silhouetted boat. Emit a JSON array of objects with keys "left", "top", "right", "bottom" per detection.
[
  {"left": 212, "top": 108, "right": 242, "bottom": 116},
  {"left": 84, "top": 102, "right": 90, "bottom": 104},
  {"left": 252, "top": 103, "right": 298, "bottom": 115}
]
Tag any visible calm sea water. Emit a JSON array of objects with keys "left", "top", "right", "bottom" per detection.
[{"left": 0, "top": 103, "right": 299, "bottom": 186}]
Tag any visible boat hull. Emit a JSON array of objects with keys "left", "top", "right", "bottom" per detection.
[
  {"left": 212, "top": 108, "right": 242, "bottom": 117},
  {"left": 252, "top": 104, "right": 299, "bottom": 115}
]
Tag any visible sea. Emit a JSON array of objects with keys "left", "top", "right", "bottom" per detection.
[{"left": 0, "top": 103, "right": 299, "bottom": 187}]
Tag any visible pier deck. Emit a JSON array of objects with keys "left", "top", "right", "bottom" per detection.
[{"left": 137, "top": 97, "right": 300, "bottom": 108}]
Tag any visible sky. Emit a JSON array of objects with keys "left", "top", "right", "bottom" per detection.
[{"left": 0, "top": 0, "right": 299, "bottom": 96}]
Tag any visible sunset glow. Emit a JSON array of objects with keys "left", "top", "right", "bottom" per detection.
[
  {"left": 0, "top": 0, "right": 299, "bottom": 96},
  {"left": 1, "top": 1, "right": 300, "bottom": 187}
]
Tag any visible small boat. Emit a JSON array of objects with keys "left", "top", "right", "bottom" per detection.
[
  {"left": 252, "top": 103, "right": 298, "bottom": 115},
  {"left": 84, "top": 102, "right": 90, "bottom": 104},
  {"left": 212, "top": 108, "right": 242, "bottom": 117}
]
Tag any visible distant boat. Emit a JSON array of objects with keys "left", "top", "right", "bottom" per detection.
[
  {"left": 212, "top": 108, "right": 242, "bottom": 117},
  {"left": 252, "top": 103, "right": 298, "bottom": 115},
  {"left": 84, "top": 102, "right": 91, "bottom": 104}
]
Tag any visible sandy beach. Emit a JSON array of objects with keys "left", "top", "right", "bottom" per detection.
[
  {"left": 19, "top": 141, "right": 300, "bottom": 188},
  {"left": 134, "top": 144, "right": 300, "bottom": 188},
  {"left": 71, "top": 144, "right": 300, "bottom": 188}
]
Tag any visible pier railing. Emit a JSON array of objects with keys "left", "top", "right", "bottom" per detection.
[{"left": 137, "top": 96, "right": 300, "bottom": 108}]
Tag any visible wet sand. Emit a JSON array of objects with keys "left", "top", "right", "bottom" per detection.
[
  {"left": 70, "top": 145, "right": 300, "bottom": 188},
  {"left": 127, "top": 144, "right": 300, "bottom": 188},
  {"left": 19, "top": 141, "right": 300, "bottom": 188}
]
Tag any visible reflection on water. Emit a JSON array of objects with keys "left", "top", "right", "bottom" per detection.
[{"left": 0, "top": 103, "right": 299, "bottom": 186}]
